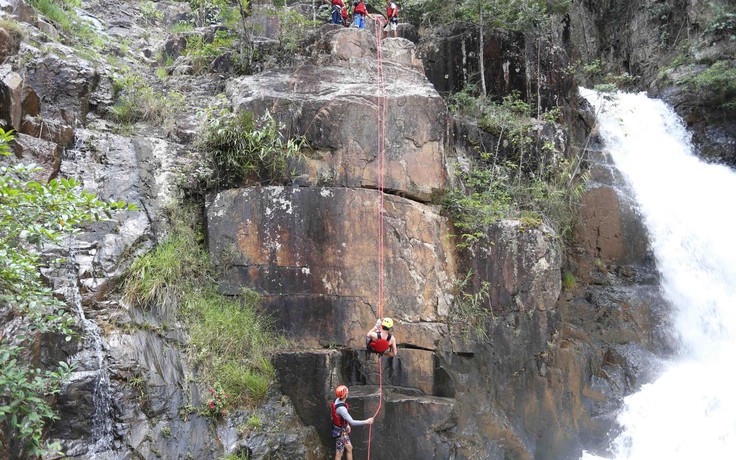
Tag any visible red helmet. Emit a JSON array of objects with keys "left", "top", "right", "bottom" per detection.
[{"left": 335, "top": 385, "right": 349, "bottom": 398}]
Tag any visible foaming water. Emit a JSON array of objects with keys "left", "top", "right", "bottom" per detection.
[{"left": 579, "top": 88, "right": 736, "bottom": 460}]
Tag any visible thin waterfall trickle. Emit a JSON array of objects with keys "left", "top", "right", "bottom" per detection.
[
  {"left": 579, "top": 89, "right": 736, "bottom": 460},
  {"left": 57, "top": 243, "right": 114, "bottom": 457}
]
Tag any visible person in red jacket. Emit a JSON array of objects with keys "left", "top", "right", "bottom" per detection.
[
  {"left": 331, "top": 0, "right": 345, "bottom": 24},
  {"left": 352, "top": 0, "right": 368, "bottom": 29},
  {"left": 383, "top": 0, "right": 398, "bottom": 38},
  {"left": 331, "top": 385, "right": 374, "bottom": 460},
  {"left": 341, "top": 3, "right": 350, "bottom": 27}
]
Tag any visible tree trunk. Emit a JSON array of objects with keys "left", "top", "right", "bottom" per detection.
[{"left": 479, "top": 6, "right": 487, "bottom": 97}]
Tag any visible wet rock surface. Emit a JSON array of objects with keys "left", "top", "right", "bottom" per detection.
[{"left": 0, "top": 0, "right": 703, "bottom": 458}]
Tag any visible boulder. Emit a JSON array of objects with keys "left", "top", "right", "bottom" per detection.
[
  {"left": 361, "top": 348, "right": 436, "bottom": 395},
  {"left": 0, "top": 64, "right": 22, "bottom": 130},
  {"left": 24, "top": 51, "right": 99, "bottom": 125},
  {"left": 464, "top": 220, "right": 562, "bottom": 313},
  {"left": 226, "top": 28, "right": 448, "bottom": 202},
  {"left": 347, "top": 386, "right": 457, "bottom": 460},
  {"left": 9, "top": 132, "right": 62, "bottom": 180},
  {"left": 207, "top": 186, "right": 456, "bottom": 349},
  {"left": 20, "top": 115, "right": 74, "bottom": 147},
  {"left": 579, "top": 184, "right": 649, "bottom": 267}
]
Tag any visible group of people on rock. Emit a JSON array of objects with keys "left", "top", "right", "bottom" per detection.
[
  {"left": 328, "top": 0, "right": 399, "bottom": 38},
  {"left": 330, "top": 317, "right": 398, "bottom": 459}
]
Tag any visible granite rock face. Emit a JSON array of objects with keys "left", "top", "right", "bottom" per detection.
[
  {"left": 207, "top": 186, "right": 456, "bottom": 350},
  {"left": 0, "top": 0, "right": 680, "bottom": 458},
  {"left": 226, "top": 28, "right": 448, "bottom": 202}
]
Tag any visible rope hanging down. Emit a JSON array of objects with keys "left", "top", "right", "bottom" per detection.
[{"left": 367, "top": 15, "right": 388, "bottom": 460}]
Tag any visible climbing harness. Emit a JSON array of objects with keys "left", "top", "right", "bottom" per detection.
[
  {"left": 367, "top": 14, "right": 388, "bottom": 460},
  {"left": 331, "top": 401, "right": 349, "bottom": 437}
]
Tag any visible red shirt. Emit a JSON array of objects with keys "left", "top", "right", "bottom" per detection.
[
  {"left": 354, "top": 2, "right": 367, "bottom": 15},
  {"left": 332, "top": 0, "right": 344, "bottom": 6}
]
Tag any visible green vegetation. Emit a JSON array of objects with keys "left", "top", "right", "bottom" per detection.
[
  {"left": 562, "top": 271, "right": 577, "bottom": 291},
  {"left": 703, "top": 3, "right": 736, "bottom": 41},
  {"left": 243, "top": 414, "right": 262, "bottom": 431},
  {"left": 0, "top": 128, "right": 135, "bottom": 456},
  {"left": 578, "top": 58, "right": 639, "bottom": 90},
  {"left": 0, "top": 17, "right": 24, "bottom": 40},
  {"left": 110, "top": 71, "right": 185, "bottom": 131},
  {"left": 201, "top": 385, "right": 229, "bottom": 418},
  {"left": 140, "top": 1, "right": 164, "bottom": 24},
  {"left": 27, "top": 0, "right": 78, "bottom": 31},
  {"left": 0, "top": 344, "right": 72, "bottom": 457},
  {"left": 172, "top": 21, "right": 195, "bottom": 33},
  {"left": 187, "top": 0, "right": 254, "bottom": 71},
  {"left": 27, "top": 0, "right": 105, "bottom": 48},
  {"left": 684, "top": 60, "right": 736, "bottom": 111},
  {"left": 222, "top": 452, "right": 251, "bottom": 460},
  {"left": 185, "top": 30, "right": 237, "bottom": 73},
  {"left": 199, "top": 103, "right": 306, "bottom": 190},
  {"left": 444, "top": 89, "right": 588, "bottom": 247},
  {"left": 161, "top": 425, "right": 171, "bottom": 438},
  {"left": 122, "top": 205, "right": 276, "bottom": 407},
  {"left": 451, "top": 271, "right": 491, "bottom": 339},
  {"left": 264, "top": 4, "right": 319, "bottom": 54},
  {"left": 401, "top": 0, "right": 570, "bottom": 32}
]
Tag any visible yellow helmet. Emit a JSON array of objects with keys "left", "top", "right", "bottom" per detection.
[{"left": 381, "top": 317, "right": 394, "bottom": 329}]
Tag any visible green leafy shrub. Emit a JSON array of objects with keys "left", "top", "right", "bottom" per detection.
[
  {"left": 110, "top": 72, "right": 185, "bottom": 130},
  {"left": 140, "top": 1, "right": 164, "bottom": 23},
  {"left": 0, "top": 128, "right": 134, "bottom": 456},
  {"left": 185, "top": 29, "right": 236, "bottom": 73},
  {"left": 450, "top": 271, "right": 491, "bottom": 339},
  {"left": 263, "top": 5, "right": 319, "bottom": 54},
  {"left": 704, "top": 9, "right": 736, "bottom": 41},
  {"left": 200, "top": 104, "right": 305, "bottom": 189},
  {"left": 444, "top": 154, "right": 512, "bottom": 247},
  {"left": 687, "top": 60, "right": 736, "bottom": 111},
  {"left": 402, "top": 0, "right": 570, "bottom": 32},
  {"left": 0, "top": 343, "right": 73, "bottom": 457},
  {"left": 444, "top": 89, "right": 588, "bottom": 247}
]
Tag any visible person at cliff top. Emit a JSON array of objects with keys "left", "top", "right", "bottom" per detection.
[
  {"left": 383, "top": 0, "right": 399, "bottom": 38},
  {"left": 366, "top": 317, "right": 398, "bottom": 357},
  {"left": 331, "top": 385, "right": 374, "bottom": 460},
  {"left": 352, "top": 0, "right": 368, "bottom": 29},
  {"left": 331, "top": 0, "right": 346, "bottom": 25},
  {"left": 341, "top": 4, "right": 350, "bottom": 27}
]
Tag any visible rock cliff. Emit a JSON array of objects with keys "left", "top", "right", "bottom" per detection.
[{"left": 1, "top": 0, "right": 733, "bottom": 459}]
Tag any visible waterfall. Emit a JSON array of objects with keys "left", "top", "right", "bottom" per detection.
[
  {"left": 57, "top": 252, "right": 114, "bottom": 457},
  {"left": 578, "top": 89, "right": 736, "bottom": 459}
]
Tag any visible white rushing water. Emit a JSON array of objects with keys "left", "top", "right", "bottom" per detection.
[{"left": 579, "top": 89, "right": 736, "bottom": 460}]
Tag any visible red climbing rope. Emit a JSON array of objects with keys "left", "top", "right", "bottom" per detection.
[{"left": 367, "top": 15, "right": 387, "bottom": 460}]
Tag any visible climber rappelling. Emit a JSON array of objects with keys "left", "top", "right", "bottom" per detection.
[{"left": 366, "top": 317, "right": 398, "bottom": 357}]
